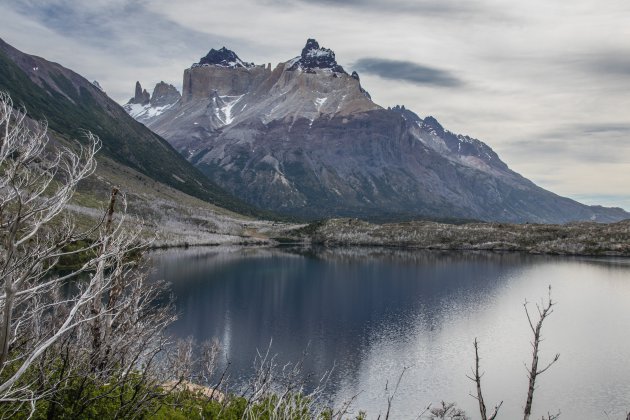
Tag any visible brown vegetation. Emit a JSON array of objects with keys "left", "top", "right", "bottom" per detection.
[{"left": 300, "top": 218, "right": 630, "bottom": 256}]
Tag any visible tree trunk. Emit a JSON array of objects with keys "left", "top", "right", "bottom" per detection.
[
  {"left": 90, "top": 187, "right": 119, "bottom": 367},
  {"left": 523, "top": 324, "right": 541, "bottom": 420},
  {"left": 473, "top": 339, "right": 488, "bottom": 420},
  {"left": 0, "top": 283, "right": 15, "bottom": 369},
  {"left": 0, "top": 213, "right": 21, "bottom": 369}
]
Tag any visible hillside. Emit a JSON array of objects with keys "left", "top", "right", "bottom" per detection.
[{"left": 0, "top": 37, "right": 265, "bottom": 218}]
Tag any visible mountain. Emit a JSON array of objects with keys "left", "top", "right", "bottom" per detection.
[
  {"left": 125, "top": 39, "right": 629, "bottom": 223},
  {"left": 0, "top": 37, "right": 264, "bottom": 217}
]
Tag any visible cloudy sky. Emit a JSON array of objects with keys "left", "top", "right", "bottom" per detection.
[{"left": 2, "top": 0, "right": 630, "bottom": 209}]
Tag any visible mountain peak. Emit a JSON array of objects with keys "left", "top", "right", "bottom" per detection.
[
  {"left": 421, "top": 115, "right": 445, "bottom": 135},
  {"left": 129, "top": 81, "right": 150, "bottom": 105},
  {"left": 193, "top": 47, "right": 255, "bottom": 69},
  {"left": 150, "top": 81, "right": 181, "bottom": 107},
  {"left": 301, "top": 38, "right": 321, "bottom": 56},
  {"left": 124, "top": 80, "right": 180, "bottom": 120},
  {"left": 92, "top": 80, "right": 104, "bottom": 92},
  {"left": 288, "top": 38, "right": 346, "bottom": 74},
  {"left": 391, "top": 105, "right": 422, "bottom": 124}
]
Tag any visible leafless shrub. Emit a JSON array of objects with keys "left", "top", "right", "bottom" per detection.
[{"left": 425, "top": 401, "right": 469, "bottom": 419}]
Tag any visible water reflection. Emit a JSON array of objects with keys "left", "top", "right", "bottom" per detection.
[{"left": 148, "top": 246, "right": 630, "bottom": 419}]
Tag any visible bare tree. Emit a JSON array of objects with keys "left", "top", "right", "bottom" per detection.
[
  {"left": 523, "top": 286, "right": 559, "bottom": 420},
  {"left": 378, "top": 366, "right": 408, "bottom": 420},
  {"left": 467, "top": 338, "right": 502, "bottom": 420},
  {"left": 0, "top": 91, "right": 101, "bottom": 403},
  {"left": 468, "top": 286, "right": 559, "bottom": 420},
  {"left": 0, "top": 91, "right": 175, "bottom": 417}
]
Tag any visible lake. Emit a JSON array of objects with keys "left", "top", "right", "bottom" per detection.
[{"left": 148, "top": 246, "right": 630, "bottom": 419}]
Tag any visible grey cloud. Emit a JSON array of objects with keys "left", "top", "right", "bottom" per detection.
[
  {"left": 582, "top": 54, "right": 630, "bottom": 77},
  {"left": 578, "top": 123, "right": 630, "bottom": 134},
  {"left": 571, "top": 194, "right": 630, "bottom": 211},
  {"left": 6, "top": 0, "right": 244, "bottom": 64},
  {"left": 538, "top": 123, "right": 630, "bottom": 139},
  {"left": 290, "top": 0, "right": 468, "bottom": 14},
  {"left": 504, "top": 123, "right": 630, "bottom": 164},
  {"left": 263, "top": 0, "right": 504, "bottom": 18},
  {"left": 4, "top": 0, "right": 259, "bottom": 101},
  {"left": 353, "top": 58, "right": 464, "bottom": 88},
  {"left": 553, "top": 50, "right": 630, "bottom": 79}
]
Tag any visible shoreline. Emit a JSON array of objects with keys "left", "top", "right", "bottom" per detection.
[
  {"left": 141, "top": 217, "right": 630, "bottom": 258},
  {"left": 150, "top": 239, "right": 630, "bottom": 259}
]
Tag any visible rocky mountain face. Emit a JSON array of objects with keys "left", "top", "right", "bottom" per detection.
[{"left": 125, "top": 39, "right": 629, "bottom": 223}]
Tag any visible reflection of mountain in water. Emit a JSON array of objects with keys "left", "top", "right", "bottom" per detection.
[
  {"left": 149, "top": 246, "right": 537, "bottom": 393},
  {"left": 148, "top": 246, "right": 630, "bottom": 418}
]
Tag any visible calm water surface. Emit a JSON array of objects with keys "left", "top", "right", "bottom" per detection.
[{"left": 148, "top": 246, "right": 630, "bottom": 419}]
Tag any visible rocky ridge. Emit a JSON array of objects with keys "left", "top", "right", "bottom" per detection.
[{"left": 129, "top": 81, "right": 150, "bottom": 105}]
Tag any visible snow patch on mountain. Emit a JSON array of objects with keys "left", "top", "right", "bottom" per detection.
[
  {"left": 219, "top": 95, "right": 245, "bottom": 124},
  {"left": 315, "top": 97, "right": 327, "bottom": 110},
  {"left": 125, "top": 102, "right": 175, "bottom": 120}
]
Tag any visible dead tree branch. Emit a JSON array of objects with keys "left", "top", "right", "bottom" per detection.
[
  {"left": 523, "top": 285, "right": 560, "bottom": 420},
  {"left": 467, "top": 338, "right": 502, "bottom": 420}
]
